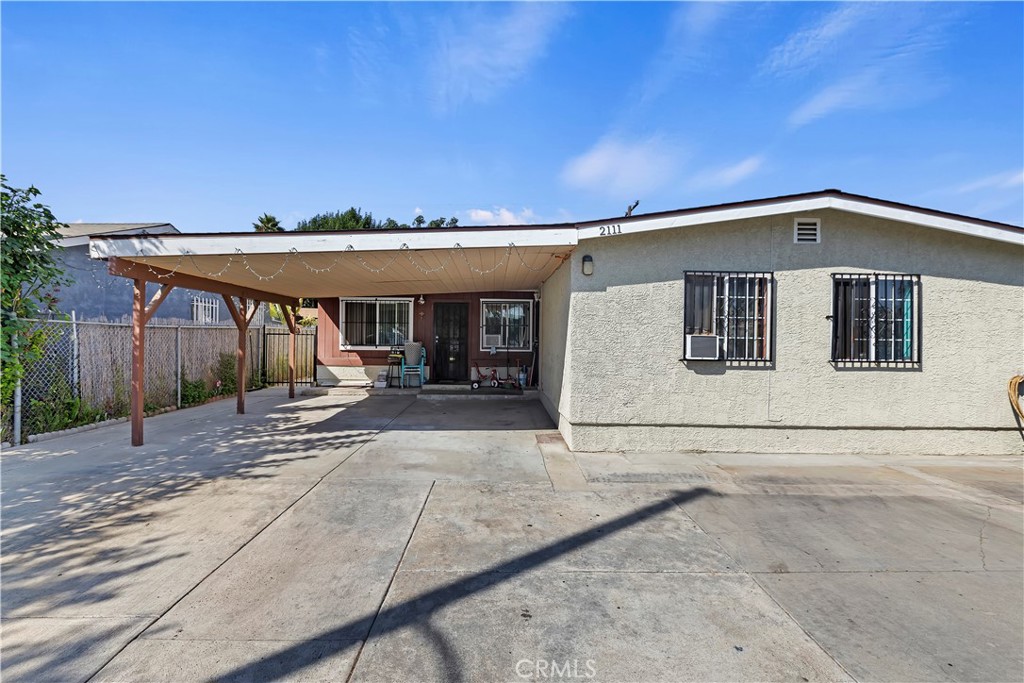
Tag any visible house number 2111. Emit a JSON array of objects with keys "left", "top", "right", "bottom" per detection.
[{"left": 599, "top": 224, "right": 622, "bottom": 236}]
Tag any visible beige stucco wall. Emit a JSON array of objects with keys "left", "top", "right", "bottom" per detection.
[
  {"left": 561, "top": 209, "right": 1024, "bottom": 455},
  {"left": 539, "top": 259, "right": 572, "bottom": 426}
]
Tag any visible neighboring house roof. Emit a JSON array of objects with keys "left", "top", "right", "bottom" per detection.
[{"left": 57, "top": 222, "right": 178, "bottom": 247}]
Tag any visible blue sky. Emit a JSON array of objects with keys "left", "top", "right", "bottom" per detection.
[{"left": 3, "top": 1, "right": 1022, "bottom": 231}]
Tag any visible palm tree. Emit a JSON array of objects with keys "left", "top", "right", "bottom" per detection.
[{"left": 253, "top": 213, "right": 283, "bottom": 232}]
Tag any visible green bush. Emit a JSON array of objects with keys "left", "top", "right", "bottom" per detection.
[
  {"left": 25, "top": 376, "right": 104, "bottom": 436},
  {"left": 216, "top": 352, "right": 237, "bottom": 394},
  {"left": 181, "top": 375, "right": 210, "bottom": 407}
]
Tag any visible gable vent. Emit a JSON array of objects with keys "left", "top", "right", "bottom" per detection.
[{"left": 794, "top": 218, "right": 821, "bottom": 244}]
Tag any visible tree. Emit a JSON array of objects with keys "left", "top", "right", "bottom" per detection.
[
  {"left": 425, "top": 216, "right": 459, "bottom": 228},
  {"left": 295, "top": 207, "right": 381, "bottom": 231},
  {"left": 253, "top": 213, "right": 283, "bottom": 232},
  {"left": 0, "top": 176, "right": 70, "bottom": 420},
  {"left": 293, "top": 208, "right": 458, "bottom": 231}
]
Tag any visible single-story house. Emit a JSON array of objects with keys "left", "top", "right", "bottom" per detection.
[
  {"left": 89, "top": 190, "right": 1024, "bottom": 454},
  {"left": 56, "top": 223, "right": 231, "bottom": 323}
]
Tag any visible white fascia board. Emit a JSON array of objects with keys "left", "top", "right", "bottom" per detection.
[
  {"left": 579, "top": 196, "right": 1024, "bottom": 246},
  {"left": 89, "top": 227, "right": 579, "bottom": 259},
  {"left": 577, "top": 198, "right": 833, "bottom": 241},
  {"left": 828, "top": 198, "right": 1024, "bottom": 246}
]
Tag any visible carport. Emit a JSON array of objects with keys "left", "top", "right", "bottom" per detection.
[{"left": 89, "top": 226, "right": 578, "bottom": 445}]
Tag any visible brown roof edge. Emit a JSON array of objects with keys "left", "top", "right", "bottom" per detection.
[
  {"left": 576, "top": 189, "right": 1024, "bottom": 233},
  {"left": 89, "top": 221, "right": 577, "bottom": 240},
  {"left": 87, "top": 189, "right": 1023, "bottom": 240}
]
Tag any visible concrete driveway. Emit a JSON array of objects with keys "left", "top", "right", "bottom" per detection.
[{"left": 1, "top": 388, "right": 1021, "bottom": 682}]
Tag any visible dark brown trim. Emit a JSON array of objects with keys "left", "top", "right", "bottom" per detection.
[
  {"left": 109, "top": 257, "right": 299, "bottom": 307},
  {"left": 90, "top": 222, "right": 576, "bottom": 240},
  {"left": 91, "top": 189, "right": 1023, "bottom": 243}
]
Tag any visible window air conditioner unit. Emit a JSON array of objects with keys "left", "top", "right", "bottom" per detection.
[{"left": 686, "top": 334, "right": 720, "bottom": 360}]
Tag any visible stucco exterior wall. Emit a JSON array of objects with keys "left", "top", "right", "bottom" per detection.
[
  {"left": 562, "top": 209, "right": 1024, "bottom": 455},
  {"left": 539, "top": 259, "right": 572, "bottom": 426}
]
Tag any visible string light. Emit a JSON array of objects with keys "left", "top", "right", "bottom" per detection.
[
  {"left": 137, "top": 253, "right": 187, "bottom": 279},
  {"left": 235, "top": 248, "right": 292, "bottom": 280},
  {"left": 453, "top": 243, "right": 511, "bottom": 275},
  {"left": 344, "top": 245, "right": 401, "bottom": 273},
  {"left": 510, "top": 243, "right": 557, "bottom": 272},
  {"left": 186, "top": 252, "right": 233, "bottom": 278},
  {"left": 293, "top": 247, "right": 342, "bottom": 274},
  {"left": 400, "top": 244, "right": 453, "bottom": 274},
  {"left": 120, "top": 241, "right": 563, "bottom": 283}
]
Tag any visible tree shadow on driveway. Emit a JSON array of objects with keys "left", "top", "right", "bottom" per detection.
[
  {"left": 209, "top": 487, "right": 713, "bottom": 683},
  {"left": 0, "top": 394, "right": 383, "bottom": 681}
]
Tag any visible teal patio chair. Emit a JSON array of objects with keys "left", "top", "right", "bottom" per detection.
[{"left": 401, "top": 341, "right": 427, "bottom": 388}]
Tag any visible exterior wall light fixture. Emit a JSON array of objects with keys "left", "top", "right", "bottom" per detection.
[{"left": 581, "top": 255, "right": 594, "bottom": 276}]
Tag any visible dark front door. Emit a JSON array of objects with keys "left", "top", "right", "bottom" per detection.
[{"left": 433, "top": 303, "right": 469, "bottom": 382}]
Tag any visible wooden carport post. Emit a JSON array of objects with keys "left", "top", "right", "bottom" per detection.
[
  {"left": 281, "top": 305, "right": 301, "bottom": 399},
  {"left": 130, "top": 279, "right": 175, "bottom": 446},
  {"left": 223, "top": 295, "right": 261, "bottom": 414}
]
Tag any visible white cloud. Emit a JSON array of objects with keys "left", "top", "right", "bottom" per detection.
[
  {"left": 637, "top": 3, "right": 732, "bottom": 106},
  {"left": 956, "top": 169, "right": 1024, "bottom": 194},
  {"left": 561, "top": 135, "right": 683, "bottom": 198},
  {"left": 430, "top": 4, "right": 571, "bottom": 113},
  {"left": 762, "top": 4, "right": 873, "bottom": 76},
  {"left": 688, "top": 155, "right": 765, "bottom": 191},
  {"left": 464, "top": 207, "right": 537, "bottom": 226},
  {"left": 788, "top": 58, "right": 947, "bottom": 129},
  {"left": 766, "top": 4, "right": 954, "bottom": 128},
  {"left": 414, "top": 207, "right": 423, "bottom": 215},
  {"left": 788, "top": 69, "right": 879, "bottom": 127}
]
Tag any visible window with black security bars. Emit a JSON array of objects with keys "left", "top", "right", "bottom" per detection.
[
  {"left": 683, "top": 271, "right": 774, "bottom": 362},
  {"left": 831, "top": 273, "right": 921, "bottom": 366},
  {"left": 340, "top": 298, "right": 412, "bottom": 348}
]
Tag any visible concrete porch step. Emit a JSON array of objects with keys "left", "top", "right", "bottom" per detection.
[{"left": 417, "top": 384, "right": 537, "bottom": 401}]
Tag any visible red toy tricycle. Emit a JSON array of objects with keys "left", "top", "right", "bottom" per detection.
[{"left": 471, "top": 362, "right": 521, "bottom": 390}]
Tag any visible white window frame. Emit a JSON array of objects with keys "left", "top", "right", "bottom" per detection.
[
  {"left": 480, "top": 299, "right": 533, "bottom": 352},
  {"left": 338, "top": 297, "right": 415, "bottom": 350},
  {"left": 682, "top": 271, "right": 774, "bottom": 362}
]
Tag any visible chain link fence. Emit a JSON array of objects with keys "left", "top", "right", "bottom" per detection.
[{"left": 2, "top": 318, "right": 298, "bottom": 445}]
